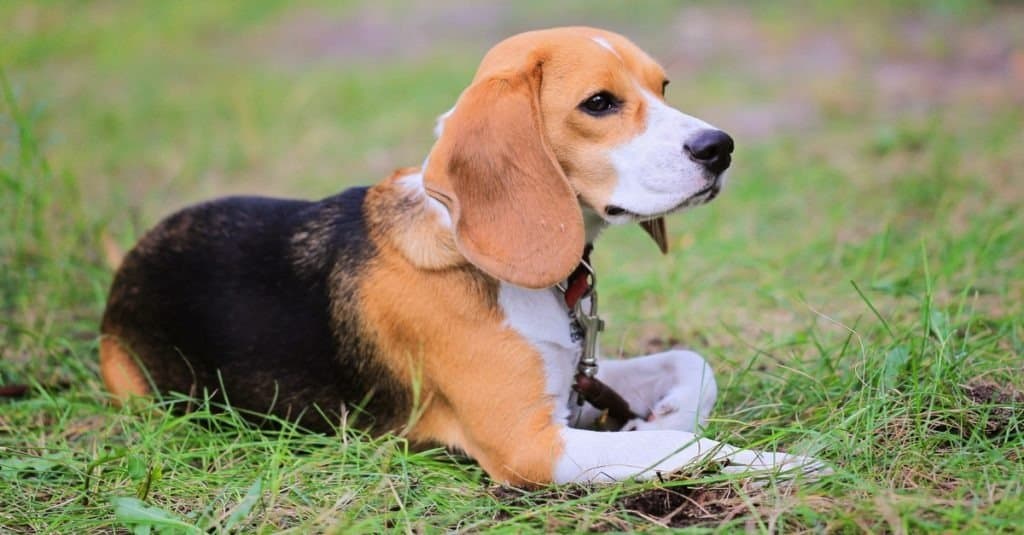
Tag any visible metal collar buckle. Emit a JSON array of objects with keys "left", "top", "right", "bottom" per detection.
[
  {"left": 559, "top": 251, "right": 641, "bottom": 429},
  {"left": 568, "top": 258, "right": 602, "bottom": 381}
]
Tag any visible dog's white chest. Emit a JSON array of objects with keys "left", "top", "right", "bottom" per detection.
[{"left": 497, "top": 283, "right": 581, "bottom": 422}]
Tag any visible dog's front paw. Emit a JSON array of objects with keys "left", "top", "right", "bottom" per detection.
[
  {"left": 719, "top": 450, "right": 833, "bottom": 480},
  {"left": 620, "top": 385, "right": 713, "bottom": 433},
  {"left": 620, "top": 408, "right": 691, "bottom": 433},
  {"left": 613, "top": 350, "right": 718, "bottom": 433}
]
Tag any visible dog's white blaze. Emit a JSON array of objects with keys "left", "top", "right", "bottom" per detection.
[
  {"left": 591, "top": 36, "right": 620, "bottom": 58},
  {"left": 398, "top": 172, "right": 452, "bottom": 228},
  {"left": 606, "top": 89, "right": 718, "bottom": 219}
]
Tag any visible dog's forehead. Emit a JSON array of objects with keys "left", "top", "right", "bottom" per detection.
[{"left": 473, "top": 27, "right": 666, "bottom": 90}]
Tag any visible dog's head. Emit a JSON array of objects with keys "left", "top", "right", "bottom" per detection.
[{"left": 423, "top": 27, "right": 732, "bottom": 288}]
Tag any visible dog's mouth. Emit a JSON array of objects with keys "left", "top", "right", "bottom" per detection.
[{"left": 605, "top": 180, "right": 722, "bottom": 222}]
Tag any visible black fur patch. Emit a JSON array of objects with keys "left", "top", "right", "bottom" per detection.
[{"left": 102, "top": 188, "right": 410, "bottom": 432}]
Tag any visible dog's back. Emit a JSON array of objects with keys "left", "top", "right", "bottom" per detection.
[{"left": 99, "top": 188, "right": 410, "bottom": 431}]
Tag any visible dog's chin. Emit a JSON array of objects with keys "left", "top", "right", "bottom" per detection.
[{"left": 604, "top": 180, "right": 723, "bottom": 224}]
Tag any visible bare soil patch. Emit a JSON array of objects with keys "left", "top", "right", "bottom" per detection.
[
  {"left": 491, "top": 477, "right": 793, "bottom": 530},
  {"left": 963, "top": 379, "right": 1024, "bottom": 439},
  {"left": 614, "top": 483, "right": 749, "bottom": 529}
]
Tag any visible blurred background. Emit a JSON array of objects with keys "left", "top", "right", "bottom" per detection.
[
  {"left": 4, "top": 2, "right": 1021, "bottom": 208},
  {"left": 2, "top": 0, "right": 1022, "bottom": 369}
]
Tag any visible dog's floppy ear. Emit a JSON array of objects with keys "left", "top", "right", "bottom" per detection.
[
  {"left": 640, "top": 218, "right": 669, "bottom": 254},
  {"left": 423, "top": 64, "right": 584, "bottom": 289}
]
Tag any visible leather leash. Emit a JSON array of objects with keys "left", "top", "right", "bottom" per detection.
[{"left": 561, "top": 245, "right": 640, "bottom": 429}]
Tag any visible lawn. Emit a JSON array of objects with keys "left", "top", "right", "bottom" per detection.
[{"left": 2, "top": 1, "right": 1022, "bottom": 532}]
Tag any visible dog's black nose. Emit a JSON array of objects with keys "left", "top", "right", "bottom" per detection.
[{"left": 684, "top": 129, "right": 734, "bottom": 174}]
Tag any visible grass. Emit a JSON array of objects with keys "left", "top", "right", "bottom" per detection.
[{"left": 2, "top": 1, "right": 1022, "bottom": 532}]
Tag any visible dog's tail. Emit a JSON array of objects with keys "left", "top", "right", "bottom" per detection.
[{"left": 101, "top": 231, "right": 124, "bottom": 270}]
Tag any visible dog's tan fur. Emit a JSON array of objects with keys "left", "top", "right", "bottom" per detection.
[{"left": 100, "top": 336, "right": 149, "bottom": 403}]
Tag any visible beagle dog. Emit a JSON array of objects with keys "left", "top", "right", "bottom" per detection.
[{"left": 100, "top": 27, "right": 824, "bottom": 485}]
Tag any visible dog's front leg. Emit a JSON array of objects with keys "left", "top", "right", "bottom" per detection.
[
  {"left": 575, "top": 349, "right": 717, "bottom": 433},
  {"left": 553, "top": 427, "right": 823, "bottom": 483}
]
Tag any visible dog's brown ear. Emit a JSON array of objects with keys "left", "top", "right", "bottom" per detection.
[
  {"left": 640, "top": 218, "right": 669, "bottom": 254},
  {"left": 423, "top": 65, "right": 584, "bottom": 289}
]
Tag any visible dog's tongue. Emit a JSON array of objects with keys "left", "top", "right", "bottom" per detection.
[{"left": 639, "top": 217, "right": 668, "bottom": 254}]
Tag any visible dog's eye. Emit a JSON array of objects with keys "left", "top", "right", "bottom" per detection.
[
  {"left": 579, "top": 92, "right": 619, "bottom": 116},
  {"left": 661, "top": 80, "right": 670, "bottom": 96}
]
